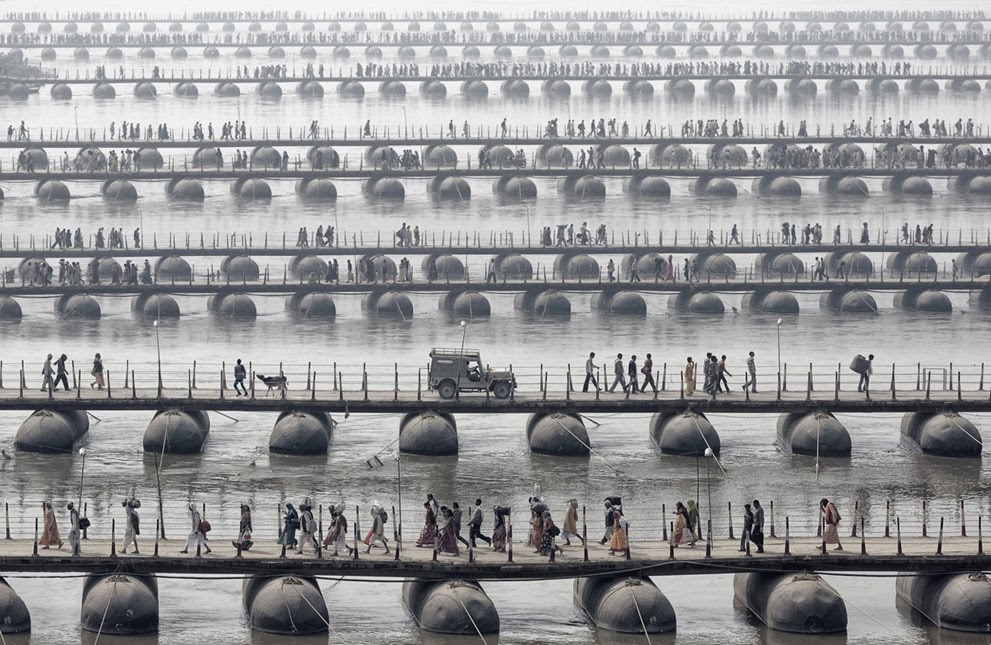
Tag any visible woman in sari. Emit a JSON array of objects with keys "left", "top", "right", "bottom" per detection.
[
  {"left": 672, "top": 502, "right": 693, "bottom": 547},
  {"left": 820, "top": 498, "right": 843, "bottom": 551},
  {"left": 233, "top": 503, "right": 253, "bottom": 551},
  {"left": 491, "top": 507, "right": 507, "bottom": 552},
  {"left": 528, "top": 510, "right": 544, "bottom": 548},
  {"left": 416, "top": 502, "right": 438, "bottom": 548},
  {"left": 665, "top": 255, "right": 674, "bottom": 282},
  {"left": 39, "top": 501, "right": 61, "bottom": 549},
  {"left": 684, "top": 358, "right": 696, "bottom": 395},
  {"left": 608, "top": 509, "right": 628, "bottom": 555},
  {"left": 277, "top": 503, "right": 299, "bottom": 549},
  {"left": 562, "top": 499, "right": 582, "bottom": 545},
  {"left": 437, "top": 507, "right": 460, "bottom": 556},
  {"left": 537, "top": 510, "right": 562, "bottom": 555},
  {"left": 323, "top": 504, "right": 351, "bottom": 556}
]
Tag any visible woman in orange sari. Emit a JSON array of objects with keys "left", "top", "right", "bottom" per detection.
[
  {"left": 608, "top": 509, "right": 627, "bottom": 555},
  {"left": 39, "top": 501, "right": 62, "bottom": 549}
]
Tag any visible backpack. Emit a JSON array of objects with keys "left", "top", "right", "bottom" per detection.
[
  {"left": 378, "top": 508, "right": 388, "bottom": 524},
  {"left": 78, "top": 517, "right": 91, "bottom": 530},
  {"left": 548, "top": 525, "right": 560, "bottom": 537}
]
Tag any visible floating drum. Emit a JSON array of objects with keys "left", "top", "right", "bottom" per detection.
[
  {"left": 555, "top": 254, "right": 600, "bottom": 280},
  {"left": 0, "top": 577, "right": 29, "bottom": 634},
  {"left": 256, "top": 81, "right": 282, "bottom": 99},
  {"left": 154, "top": 255, "right": 192, "bottom": 281},
  {"left": 501, "top": 79, "right": 529, "bottom": 98},
  {"left": 0, "top": 296, "right": 22, "bottom": 320},
  {"left": 174, "top": 81, "right": 198, "bottom": 98},
  {"left": 51, "top": 83, "right": 72, "bottom": 100},
  {"left": 900, "top": 412, "right": 981, "bottom": 457},
  {"left": 204, "top": 46, "right": 220, "bottom": 58},
  {"left": 527, "top": 413, "right": 589, "bottom": 456},
  {"left": 656, "top": 45, "right": 677, "bottom": 58},
  {"left": 423, "top": 145, "right": 458, "bottom": 169},
  {"left": 402, "top": 580, "right": 499, "bottom": 634},
  {"left": 166, "top": 179, "right": 205, "bottom": 202},
  {"left": 419, "top": 80, "right": 446, "bottom": 97},
  {"left": 138, "top": 47, "right": 155, "bottom": 59},
  {"left": 400, "top": 412, "right": 458, "bottom": 455},
  {"left": 243, "top": 576, "right": 328, "bottom": 634},
  {"left": 379, "top": 80, "right": 406, "bottom": 97},
  {"left": 297, "top": 80, "right": 323, "bottom": 97},
  {"left": 734, "top": 572, "right": 847, "bottom": 634},
  {"left": 819, "top": 290, "right": 878, "bottom": 313},
  {"left": 208, "top": 293, "right": 257, "bottom": 318},
  {"left": 131, "top": 293, "right": 180, "bottom": 318},
  {"left": 134, "top": 82, "right": 157, "bottom": 99},
  {"left": 36, "top": 179, "right": 70, "bottom": 202},
  {"left": 365, "top": 177, "right": 405, "bottom": 199},
  {"left": 461, "top": 80, "right": 488, "bottom": 98},
  {"left": 429, "top": 45, "right": 448, "bottom": 58},
  {"left": 591, "top": 291, "right": 647, "bottom": 315},
  {"left": 143, "top": 410, "right": 210, "bottom": 454},
  {"left": 270, "top": 412, "right": 333, "bottom": 455},
  {"left": 81, "top": 574, "right": 158, "bottom": 635},
  {"left": 574, "top": 577, "right": 676, "bottom": 634},
  {"left": 171, "top": 46, "right": 188, "bottom": 59},
  {"left": 649, "top": 411, "right": 720, "bottom": 456},
  {"left": 438, "top": 292, "right": 489, "bottom": 318},
  {"left": 363, "top": 292, "right": 413, "bottom": 317},
  {"left": 897, "top": 573, "right": 991, "bottom": 631},
  {"left": 55, "top": 294, "right": 100, "bottom": 319},
  {"left": 213, "top": 81, "right": 239, "bottom": 98},
  {"left": 462, "top": 46, "right": 480, "bottom": 59},
  {"left": 741, "top": 290, "right": 800, "bottom": 314},
  {"left": 668, "top": 291, "right": 724, "bottom": 314},
  {"left": 776, "top": 411, "right": 851, "bottom": 456},
  {"left": 14, "top": 410, "right": 89, "bottom": 453},
  {"left": 73, "top": 47, "right": 90, "bottom": 60},
  {"left": 234, "top": 46, "right": 252, "bottom": 58},
  {"left": 424, "top": 255, "right": 466, "bottom": 281},
  {"left": 233, "top": 178, "right": 272, "bottom": 201},
  {"left": 296, "top": 178, "right": 337, "bottom": 200},
  {"left": 288, "top": 293, "right": 337, "bottom": 317},
  {"left": 494, "top": 254, "right": 533, "bottom": 280},
  {"left": 288, "top": 255, "right": 328, "bottom": 280}
]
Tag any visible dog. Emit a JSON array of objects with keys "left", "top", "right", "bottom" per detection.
[{"left": 255, "top": 374, "right": 288, "bottom": 396}]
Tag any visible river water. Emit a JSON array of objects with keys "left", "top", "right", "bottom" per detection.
[{"left": 2, "top": 0, "right": 991, "bottom": 642}]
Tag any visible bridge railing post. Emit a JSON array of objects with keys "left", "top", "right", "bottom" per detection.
[
  {"left": 896, "top": 517, "right": 903, "bottom": 555},
  {"left": 154, "top": 519, "right": 159, "bottom": 557},
  {"left": 727, "top": 502, "right": 734, "bottom": 540},
  {"left": 661, "top": 504, "right": 667, "bottom": 542},
  {"left": 353, "top": 506, "right": 360, "bottom": 561},
  {"left": 851, "top": 500, "right": 859, "bottom": 538},
  {"left": 980, "top": 516, "right": 984, "bottom": 556},
  {"left": 581, "top": 507, "right": 588, "bottom": 563},
  {"left": 961, "top": 499, "right": 967, "bottom": 537},
  {"left": 507, "top": 516, "right": 513, "bottom": 563},
  {"left": 769, "top": 501, "right": 776, "bottom": 538},
  {"left": 32, "top": 518, "right": 38, "bottom": 557},
  {"left": 860, "top": 517, "right": 866, "bottom": 555},
  {"left": 922, "top": 500, "right": 928, "bottom": 537},
  {"left": 936, "top": 517, "right": 944, "bottom": 556},
  {"left": 885, "top": 499, "right": 891, "bottom": 538},
  {"left": 705, "top": 520, "right": 712, "bottom": 559},
  {"left": 783, "top": 516, "right": 790, "bottom": 555}
]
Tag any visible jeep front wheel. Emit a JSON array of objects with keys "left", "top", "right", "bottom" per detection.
[
  {"left": 492, "top": 381, "right": 512, "bottom": 400},
  {"left": 437, "top": 380, "right": 458, "bottom": 399}
]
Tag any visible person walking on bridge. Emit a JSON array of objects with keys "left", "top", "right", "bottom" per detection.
[
  {"left": 181, "top": 502, "right": 211, "bottom": 555},
  {"left": 627, "top": 355, "right": 640, "bottom": 394},
  {"left": 233, "top": 359, "right": 247, "bottom": 397},
  {"left": 820, "top": 498, "right": 843, "bottom": 552},
  {"left": 608, "top": 353, "right": 628, "bottom": 393},
  {"left": 751, "top": 500, "right": 765, "bottom": 553},
  {"left": 41, "top": 353, "right": 54, "bottom": 392},
  {"left": 54, "top": 353, "right": 70, "bottom": 392},
  {"left": 90, "top": 353, "right": 104, "bottom": 390},
  {"left": 66, "top": 502, "right": 81, "bottom": 556},
  {"left": 684, "top": 357, "right": 696, "bottom": 395},
  {"left": 468, "top": 499, "right": 491, "bottom": 548},
  {"left": 120, "top": 498, "right": 140, "bottom": 555},
  {"left": 582, "top": 352, "right": 599, "bottom": 393},
  {"left": 739, "top": 503, "right": 753, "bottom": 552},
  {"left": 743, "top": 351, "right": 757, "bottom": 393},
  {"left": 641, "top": 353, "right": 658, "bottom": 394},
  {"left": 39, "top": 501, "right": 61, "bottom": 550}
]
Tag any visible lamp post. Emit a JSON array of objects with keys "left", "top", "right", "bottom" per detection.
[
  {"left": 776, "top": 318, "right": 782, "bottom": 394},
  {"left": 454, "top": 320, "right": 467, "bottom": 399},
  {"left": 523, "top": 205, "right": 531, "bottom": 247},
  {"left": 77, "top": 448, "right": 87, "bottom": 511},
  {"left": 153, "top": 319, "right": 162, "bottom": 396},
  {"left": 704, "top": 447, "right": 713, "bottom": 544}
]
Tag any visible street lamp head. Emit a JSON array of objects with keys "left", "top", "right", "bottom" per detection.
[
  {"left": 776, "top": 318, "right": 782, "bottom": 326},
  {"left": 78, "top": 448, "right": 87, "bottom": 456},
  {"left": 460, "top": 320, "right": 467, "bottom": 328},
  {"left": 153, "top": 320, "right": 159, "bottom": 328},
  {"left": 704, "top": 448, "right": 713, "bottom": 457}
]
